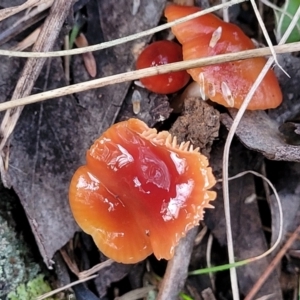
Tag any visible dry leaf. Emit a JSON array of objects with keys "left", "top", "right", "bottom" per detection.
[
  {"left": 221, "top": 110, "right": 300, "bottom": 162},
  {"left": 74, "top": 33, "right": 97, "bottom": 78}
]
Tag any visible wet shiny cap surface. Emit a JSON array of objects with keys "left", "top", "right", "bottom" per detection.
[{"left": 69, "top": 118, "right": 216, "bottom": 263}]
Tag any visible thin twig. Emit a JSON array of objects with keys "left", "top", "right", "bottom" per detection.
[
  {"left": 37, "top": 259, "right": 113, "bottom": 300},
  {"left": 78, "top": 259, "right": 114, "bottom": 279},
  {"left": 194, "top": 225, "right": 208, "bottom": 245},
  {"left": 222, "top": 0, "right": 230, "bottom": 22},
  {"left": 0, "top": 0, "right": 245, "bottom": 58},
  {"left": 0, "top": 0, "right": 46, "bottom": 21},
  {"left": 275, "top": 0, "right": 300, "bottom": 42},
  {"left": 0, "top": 42, "right": 299, "bottom": 114},
  {"left": 36, "top": 274, "right": 98, "bottom": 300},
  {"left": 59, "top": 248, "right": 80, "bottom": 277},
  {"left": 250, "top": 0, "right": 288, "bottom": 76},
  {"left": 206, "top": 233, "right": 215, "bottom": 292},
  {"left": 260, "top": 0, "right": 300, "bottom": 38},
  {"left": 226, "top": 170, "right": 284, "bottom": 257},
  {"left": 245, "top": 224, "right": 300, "bottom": 300}
]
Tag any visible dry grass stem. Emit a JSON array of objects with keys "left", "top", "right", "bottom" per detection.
[
  {"left": 222, "top": 0, "right": 230, "bottom": 22},
  {"left": 0, "top": 0, "right": 245, "bottom": 58},
  {"left": 59, "top": 248, "right": 80, "bottom": 277},
  {"left": 0, "top": 42, "right": 299, "bottom": 114},
  {"left": 78, "top": 259, "right": 114, "bottom": 279},
  {"left": 224, "top": 49, "right": 273, "bottom": 300},
  {"left": 250, "top": 0, "right": 287, "bottom": 76},
  {"left": 228, "top": 170, "right": 283, "bottom": 258},
  {"left": 187, "top": 170, "right": 281, "bottom": 290},
  {"left": 206, "top": 233, "right": 215, "bottom": 291},
  {"left": 259, "top": 0, "right": 300, "bottom": 36},
  {"left": 194, "top": 225, "right": 208, "bottom": 245},
  {"left": 12, "top": 27, "right": 42, "bottom": 51},
  {"left": 64, "top": 35, "right": 70, "bottom": 83},
  {"left": 0, "top": 0, "right": 47, "bottom": 21},
  {"left": 35, "top": 274, "right": 98, "bottom": 300},
  {"left": 36, "top": 259, "right": 113, "bottom": 300}
]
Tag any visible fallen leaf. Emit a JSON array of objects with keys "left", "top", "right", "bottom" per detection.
[
  {"left": 74, "top": 33, "right": 97, "bottom": 78},
  {"left": 221, "top": 110, "right": 300, "bottom": 162}
]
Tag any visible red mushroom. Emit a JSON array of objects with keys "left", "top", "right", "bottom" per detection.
[
  {"left": 136, "top": 40, "right": 190, "bottom": 94},
  {"left": 69, "top": 118, "right": 216, "bottom": 263},
  {"left": 165, "top": 4, "right": 283, "bottom": 110}
]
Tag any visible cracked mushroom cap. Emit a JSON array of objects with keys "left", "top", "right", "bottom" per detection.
[
  {"left": 69, "top": 118, "right": 216, "bottom": 263},
  {"left": 165, "top": 4, "right": 282, "bottom": 110}
]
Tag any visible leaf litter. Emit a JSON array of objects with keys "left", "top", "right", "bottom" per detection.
[{"left": 1, "top": 0, "right": 300, "bottom": 299}]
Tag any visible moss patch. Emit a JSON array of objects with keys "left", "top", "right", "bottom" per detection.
[{"left": 7, "top": 275, "right": 56, "bottom": 300}]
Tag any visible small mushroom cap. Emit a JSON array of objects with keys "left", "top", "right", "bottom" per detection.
[
  {"left": 165, "top": 4, "right": 283, "bottom": 110},
  {"left": 69, "top": 118, "right": 216, "bottom": 263},
  {"left": 136, "top": 40, "right": 190, "bottom": 94}
]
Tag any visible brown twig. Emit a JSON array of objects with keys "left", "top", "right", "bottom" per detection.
[
  {"left": 245, "top": 224, "right": 300, "bottom": 300},
  {"left": 78, "top": 259, "right": 114, "bottom": 279},
  {"left": 59, "top": 248, "right": 80, "bottom": 277}
]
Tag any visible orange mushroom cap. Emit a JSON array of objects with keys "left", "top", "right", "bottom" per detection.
[
  {"left": 69, "top": 119, "right": 216, "bottom": 263},
  {"left": 136, "top": 40, "right": 190, "bottom": 94},
  {"left": 164, "top": 4, "right": 283, "bottom": 110}
]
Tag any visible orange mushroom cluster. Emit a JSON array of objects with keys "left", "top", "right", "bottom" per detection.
[
  {"left": 69, "top": 119, "right": 216, "bottom": 263},
  {"left": 165, "top": 4, "right": 282, "bottom": 110}
]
